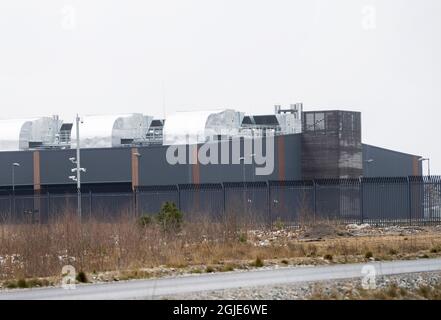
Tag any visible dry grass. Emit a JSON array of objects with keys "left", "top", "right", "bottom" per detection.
[
  {"left": 309, "top": 282, "right": 441, "bottom": 300},
  {"left": 1, "top": 212, "right": 441, "bottom": 285}
]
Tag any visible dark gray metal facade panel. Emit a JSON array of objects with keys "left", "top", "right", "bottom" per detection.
[
  {"left": 301, "top": 111, "right": 362, "bottom": 179},
  {"left": 197, "top": 134, "right": 302, "bottom": 183},
  {"left": 363, "top": 144, "right": 422, "bottom": 177},
  {"left": 40, "top": 148, "right": 132, "bottom": 185},
  {"left": 0, "top": 151, "right": 34, "bottom": 187},
  {"left": 138, "top": 134, "right": 302, "bottom": 186},
  {"left": 281, "top": 134, "right": 302, "bottom": 180},
  {"left": 138, "top": 145, "right": 192, "bottom": 186}
]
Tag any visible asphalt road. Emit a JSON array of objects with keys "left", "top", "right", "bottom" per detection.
[{"left": 1, "top": 258, "right": 441, "bottom": 300}]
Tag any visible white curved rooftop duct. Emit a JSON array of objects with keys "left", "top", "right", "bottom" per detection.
[
  {"left": 0, "top": 117, "right": 62, "bottom": 151},
  {"left": 71, "top": 113, "right": 152, "bottom": 149},
  {"left": 163, "top": 109, "right": 243, "bottom": 145}
]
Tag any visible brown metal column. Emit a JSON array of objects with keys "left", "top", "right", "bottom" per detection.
[
  {"left": 192, "top": 145, "right": 200, "bottom": 184},
  {"left": 131, "top": 148, "right": 139, "bottom": 191}
]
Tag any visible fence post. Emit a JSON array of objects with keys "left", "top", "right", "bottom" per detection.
[
  {"left": 89, "top": 190, "right": 93, "bottom": 219},
  {"left": 359, "top": 177, "right": 364, "bottom": 224},
  {"left": 47, "top": 192, "right": 50, "bottom": 221},
  {"left": 407, "top": 176, "right": 412, "bottom": 225},
  {"left": 313, "top": 180, "right": 317, "bottom": 222},
  {"left": 222, "top": 183, "right": 226, "bottom": 218},
  {"left": 267, "top": 181, "right": 271, "bottom": 225},
  {"left": 9, "top": 193, "right": 12, "bottom": 222},
  {"left": 177, "top": 184, "right": 181, "bottom": 211}
]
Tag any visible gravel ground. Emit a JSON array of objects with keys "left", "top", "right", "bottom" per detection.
[{"left": 163, "top": 271, "right": 441, "bottom": 300}]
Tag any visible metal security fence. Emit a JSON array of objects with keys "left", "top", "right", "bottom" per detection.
[
  {"left": 224, "top": 182, "right": 269, "bottom": 224},
  {"left": 0, "top": 176, "right": 440, "bottom": 225},
  {"left": 179, "top": 184, "right": 224, "bottom": 221},
  {"left": 269, "top": 180, "right": 314, "bottom": 223}
]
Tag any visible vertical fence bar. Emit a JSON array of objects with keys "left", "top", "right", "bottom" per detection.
[
  {"left": 9, "top": 193, "right": 12, "bottom": 222},
  {"left": 177, "top": 184, "right": 181, "bottom": 211},
  {"left": 221, "top": 183, "right": 226, "bottom": 220},
  {"left": 267, "top": 181, "right": 271, "bottom": 225},
  {"left": 47, "top": 192, "right": 50, "bottom": 221},
  {"left": 407, "top": 176, "right": 412, "bottom": 225},
  {"left": 359, "top": 177, "right": 364, "bottom": 224},
  {"left": 89, "top": 190, "right": 93, "bottom": 219},
  {"left": 313, "top": 180, "right": 317, "bottom": 222}
]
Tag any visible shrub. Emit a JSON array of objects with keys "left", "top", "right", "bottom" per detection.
[
  {"left": 17, "top": 279, "right": 28, "bottom": 288},
  {"left": 386, "top": 284, "right": 398, "bottom": 298},
  {"left": 274, "top": 218, "right": 285, "bottom": 230},
  {"left": 222, "top": 264, "right": 235, "bottom": 272},
  {"left": 27, "top": 278, "right": 49, "bottom": 288},
  {"left": 190, "top": 269, "right": 202, "bottom": 274},
  {"left": 76, "top": 271, "right": 88, "bottom": 283},
  {"left": 418, "top": 286, "right": 431, "bottom": 299},
  {"left": 430, "top": 245, "right": 441, "bottom": 253},
  {"left": 324, "top": 254, "right": 333, "bottom": 261},
  {"left": 156, "top": 202, "right": 183, "bottom": 232},
  {"left": 238, "top": 233, "right": 247, "bottom": 243},
  {"left": 251, "top": 257, "right": 264, "bottom": 268},
  {"left": 306, "top": 244, "right": 318, "bottom": 257},
  {"left": 399, "top": 287, "right": 408, "bottom": 297},
  {"left": 4, "top": 281, "right": 18, "bottom": 289},
  {"left": 138, "top": 215, "right": 153, "bottom": 227},
  {"left": 205, "top": 266, "right": 215, "bottom": 273},
  {"left": 388, "top": 249, "right": 398, "bottom": 255}
]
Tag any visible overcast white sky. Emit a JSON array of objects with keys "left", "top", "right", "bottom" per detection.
[{"left": 0, "top": 0, "right": 440, "bottom": 173}]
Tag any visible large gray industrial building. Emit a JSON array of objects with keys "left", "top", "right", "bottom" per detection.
[{"left": 0, "top": 104, "right": 422, "bottom": 195}]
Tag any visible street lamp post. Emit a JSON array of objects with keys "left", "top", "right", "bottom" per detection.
[
  {"left": 69, "top": 115, "right": 86, "bottom": 220},
  {"left": 239, "top": 154, "right": 256, "bottom": 217},
  {"left": 133, "top": 152, "right": 141, "bottom": 215},
  {"left": 419, "top": 158, "right": 430, "bottom": 177},
  {"left": 12, "top": 162, "right": 20, "bottom": 217},
  {"left": 419, "top": 157, "right": 432, "bottom": 218},
  {"left": 364, "top": 159, "right": 374, "bottom": 177}
]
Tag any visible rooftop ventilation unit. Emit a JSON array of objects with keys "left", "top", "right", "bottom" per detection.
[
  {"left": 0, "top": 116, "right": 62, "bottom": 151},
  {"left": 163, "top": 109, "right": 243, "bottom": 145},
  {"left": 71, "top": 113, "right": 152, "bottom": 149}
]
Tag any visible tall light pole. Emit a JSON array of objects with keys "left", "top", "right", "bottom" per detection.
[
  {"left": 239, "top": 154, "right": 256, "bottom": 217},
  {"left": 419, "top": 158, "right": 430, "bottom": 177},
  {"left": 419, "top": 157, "right": 432, "bottom": 218},
  {"left": 69, "top": 115, "right": 86, "bottom": 220},
  {"left": 364, "top": 159, "right": 374, "bottom": 177},
  {"left": 12, "top": 162, "right": 20, "bottom": 217}
]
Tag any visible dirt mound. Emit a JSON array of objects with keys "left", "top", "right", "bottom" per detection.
[{"left": 300, "top": 223, "right": 351, "bottom": 240}]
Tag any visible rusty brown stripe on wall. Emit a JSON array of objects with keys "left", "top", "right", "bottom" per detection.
[
  {"left": 33, "top": 151, "right": 41, "bottom": 191},
  {"left": 413, "top": 156, "right": 419, "bottom": 176},
  {"left": 192, "top": 145, "right": 200, "bottom": 184},
  {"left": 131, "top": 148, "right": 139, "bottom": 191},
  {"left": 278, "top": 135, "right": 286, "bottom": 181}
]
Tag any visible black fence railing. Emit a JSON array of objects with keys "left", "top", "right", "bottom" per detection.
[{"left": 0, "top": 176, "right": 440, "bottom": 225}]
